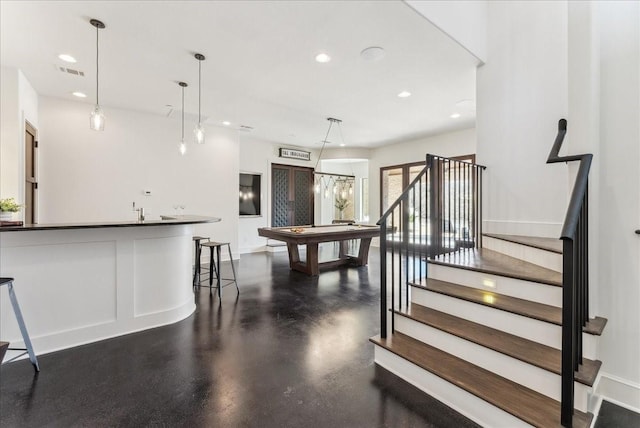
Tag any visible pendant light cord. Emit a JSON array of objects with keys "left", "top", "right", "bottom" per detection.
[
  {"left": 95, "top": 25, "right": 99, "bottom": 105},
  {"left": 198, "top": 59, "right": 201, "bottom": 123},
  {"left": 314, "top": 120, "right": 334, "bottom": 171},
  {"left": 181, "top": 86, "right": 185, "bottom": 140}
]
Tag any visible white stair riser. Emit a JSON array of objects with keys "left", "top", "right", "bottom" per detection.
[
  {"left": 395, "top": 315, "right": 590, "bottom": 412},
  {"left": 374, "top": 345, "right": 531, "bottom": 427},
  {"left": 483, "top": 236, "right": 563, "bottom": 272},
  {"left": 428, "top": 264, "right": 562, "bottom": 307},
  {"left": 411, "top": 287, "right": 599, "bottom": 360}
]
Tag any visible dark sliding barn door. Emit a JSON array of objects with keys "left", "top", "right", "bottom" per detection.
[{"left": 271, "top": 164, "right": 314, "bottom": 227}]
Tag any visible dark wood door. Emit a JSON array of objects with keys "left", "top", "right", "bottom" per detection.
[
  {"left": 271, "top": 164, "right": 314, "bottom": 227},
  {"left": 25, "top": 122, "right": 37, "bottom": 224}
]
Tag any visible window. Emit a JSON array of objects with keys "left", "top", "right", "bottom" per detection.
[
  {"left": 380, "top": 161, "right": 425, "bottom": 216},
  {"left": 361, "top": 177, "right": 369, "bottom": 222}
]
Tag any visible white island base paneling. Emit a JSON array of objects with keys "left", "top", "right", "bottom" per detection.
[{"left": 0, "top": 224, "right": 195, "bottom": 359}]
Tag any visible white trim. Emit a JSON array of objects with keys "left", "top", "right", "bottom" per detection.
[
  {"left": 483, "top": 220, "right": 562, "bottom": 238},
  {"left": 596, "top": 372, "right": 640, "bottom": 413},
  {"left": 395, "top": 314, "right": 590, "bottom": 411},
  {"left": 482, "top": 235, "right": 563, "bottom": 272},
  {"left": 374, "top": 346, "right": 529, "bottom": 427},
  {"left": 428, "top": 263, "right": 562, "bottom": 307},
  {"left": 239, "top": 246, "right": 267, "bottom": 254}
]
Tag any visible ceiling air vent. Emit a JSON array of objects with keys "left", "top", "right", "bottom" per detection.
[
  {"left": 239, "top": 125, "right": 254, "bottom": 132},
  {"left": 58, "top": 66, "right": 85, "bottom": 77}
]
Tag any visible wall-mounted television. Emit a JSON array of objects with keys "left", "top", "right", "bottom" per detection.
[{"left": 239, "top": 173, "right": 261, "bottom": 216}]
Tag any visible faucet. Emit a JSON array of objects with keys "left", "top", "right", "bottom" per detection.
[{"left": 132, "top": 202, "right": 145, "bottom": 221}]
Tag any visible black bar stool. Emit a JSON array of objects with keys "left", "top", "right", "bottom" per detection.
[
  {"left": 192, "top": 236, "right": 209, "bottom": 287},
  {"left": 199, "top": 242, "right": 239, "bottom": 300},
  {"left": 0, "top": 278, "right": 39, "bottom": 371}
]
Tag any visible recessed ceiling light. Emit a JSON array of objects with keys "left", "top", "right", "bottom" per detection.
[
  {"left": 360, "top": 46, "right": 386, "bottom": 62},
  {"left": 339, "top": 143, "right": 346, "bottom": 147},
  {"left": 58, "top": 54, "right": 77, "bottom": 63},
  {"left": 72, "top": 91, "right": 87, "bottom": 98},
  {"left": 450, "top": 113, "right": 461, "bottom": 119},
  {"left": 397, "top": 91, "right": 411, "bottom": 98},
  {"left": 315, "top": 53, "right": 331, "bottom": 63},
  {"left": 222, "top": 121, "right": 231, "bottom": 126}
]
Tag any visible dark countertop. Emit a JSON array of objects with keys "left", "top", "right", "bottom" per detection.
[{"left": 0, "top": 215, "right": 221, "bottom": 232}]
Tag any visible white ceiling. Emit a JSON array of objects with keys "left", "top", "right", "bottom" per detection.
[{"left": 0, "top": 0, "right": 478, "bottom": 148}]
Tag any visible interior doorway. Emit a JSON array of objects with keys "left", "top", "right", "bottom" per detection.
[
  {"left": 271, "top": 164, "right": 314, "bottom": 227},
  {"left": 25, "top": 121, "right": 38, "bottom": 224}
]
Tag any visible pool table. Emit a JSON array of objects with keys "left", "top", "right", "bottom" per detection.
[{"left": 258, "top": 224, "right": 380, "bottom": 275}]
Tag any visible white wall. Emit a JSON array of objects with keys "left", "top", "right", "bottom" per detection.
[
  {"left": 592, "top": 1, "right": 640, "bottom": 410},
  {"left": 477, "top": 1, "right": 569, "bottom": 238},
  {"left": 38, "top": 96, "right": 239, "bottom": 256},
  {"left": 475, "top": 0, "right": 640, "bottom": 410},
  {"left": 238, "top": 135, "right": 319, "bottom": 253},
  {"left": 405, "top": 0, "right": 487, "bottom": 63},
  {"left": 0, "top": 67, "right": 38, "bottom": 211},
  {"left": 369, "top": 127, "right": 476, "bottom": 221}
]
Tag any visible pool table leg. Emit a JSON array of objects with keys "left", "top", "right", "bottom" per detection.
[
  {"left": 287, "top": 243, "right": 300, "bottom": 267},
  {"left": 356, "top": 238, "right": 373, "bottom": 266},
  {"left": 286, "top": 242, "right": 319, "bottom": 275},
  {"left": 306, "top": 243, "right": 320, "bottom": 275},
  {"left": 338, "top": 240, "right": 348, "bottom": 259}
]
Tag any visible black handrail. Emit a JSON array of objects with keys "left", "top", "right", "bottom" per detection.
[
  {"left": 546, "top": 119, "right": 592, "bottom": 427},
  {"left": 547, "top": 119, "right": 593, "bottom": 240}
]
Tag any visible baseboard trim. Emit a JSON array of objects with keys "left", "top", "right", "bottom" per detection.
[
  {"left": 239, "top": 246, "right": 267, "bottom": 254},
  {"left": 595, "top": 372, "right": 640, "bottom": 413},
  {"left": 483, "top": 220, "right": 562, "bottom": 238}
]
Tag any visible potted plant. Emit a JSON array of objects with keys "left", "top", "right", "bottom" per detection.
[
  {"left": 334, "top": 197, "right": 350, "bottom": 220},
  {"left": 0, "top": 197, "right": 21, "bottom": 221}
]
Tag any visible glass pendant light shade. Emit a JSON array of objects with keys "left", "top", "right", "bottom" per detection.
[
  {"left": 194, "top": 122, "right": 205, "bottom": 144},
  {"left": 89, "top": 19, "right": 105, "bottom": 132},
  {"left": 178, "top": 140, "right": 187, "bottom": 155},
  {"left": 90, "top": 105, "right": 105, "bottom": 131}
]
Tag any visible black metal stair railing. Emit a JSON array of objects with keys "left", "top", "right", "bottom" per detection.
[
  {"left": 377, "top": 154, "right": 485, "bottom": 339},
  {"left": 547, "top": 119, "right": 593, "bottom": 428}
]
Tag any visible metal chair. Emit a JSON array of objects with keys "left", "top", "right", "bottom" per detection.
[
  {"left": 0, "top": 278, "right": 39, "bottom": 371},
  {"left": 199, "top": 242, "right": 239, "bottom": 300},
  {"left": 192, "top": 236, "right": 210, "bottom": 288}
]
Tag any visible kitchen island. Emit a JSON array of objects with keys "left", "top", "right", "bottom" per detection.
[{"left": 0, "top": 216, "right": 219, "bottom": 359}]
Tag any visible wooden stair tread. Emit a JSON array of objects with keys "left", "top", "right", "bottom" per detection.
[
  {"left": 412, "top": 278, "right": 606, "bottom": 335},
  {"left": 370, "top": 332, "right": 593, "bottom": 428},
  {"left": 397, "top": 303, "right": 601, "bottom": 386},
  {"left": 0, "top": 341, "right": 8, "bottom": 362},
  {"left": 430, "top": 248, "right": 562, "bottom": 286},
  {"left": 584, "top": 316, "right": 607, "bottom": 336},
  {"left": 484, "top": 233, "right": 563, "bottom": 254}
]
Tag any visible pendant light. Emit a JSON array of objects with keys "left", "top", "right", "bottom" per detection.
[
  {"left": 313, "top": 117, "right": 355, "bottom": 199},
  {"left": 194, "top": 53, "right": 206, "bottom": 144},
  {"left": 178, "top": 82, "right": 188, "bottom": 155},
  {"left": 89, "top": 19, "right": 106, "bottom": 131}
]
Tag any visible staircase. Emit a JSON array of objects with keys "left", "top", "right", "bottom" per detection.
[
  {"left": 371, "top": 121, "right": 607, "bottom": 427},
  {"left": 371, "top": 236, "right": 605, "bottom": 427}
]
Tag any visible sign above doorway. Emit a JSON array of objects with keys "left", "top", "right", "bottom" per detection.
[{"left": 279, "top": 148, "right": 311, "bottom": 161}]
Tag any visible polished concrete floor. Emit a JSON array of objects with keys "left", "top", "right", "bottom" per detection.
[{"left": 0, "top": 251, "right": 636, "bottom": 427}]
